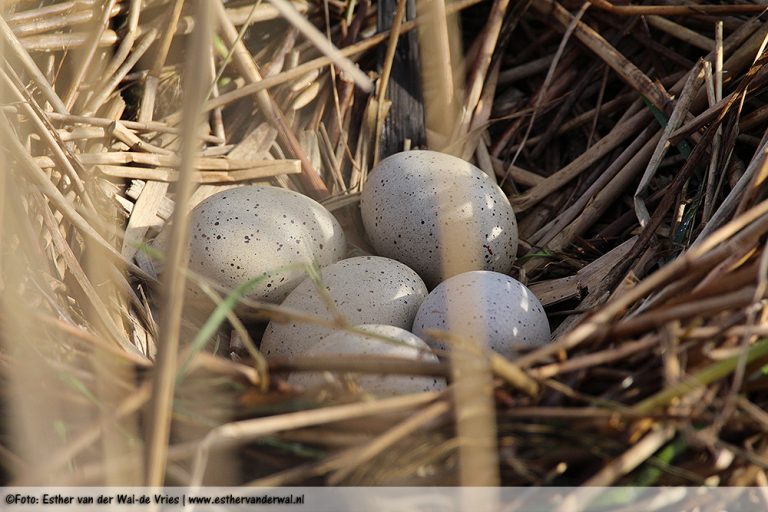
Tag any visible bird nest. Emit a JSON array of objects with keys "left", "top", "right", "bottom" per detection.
[{"left": 2, "top": 0, "right": 768, "bottom": 492}]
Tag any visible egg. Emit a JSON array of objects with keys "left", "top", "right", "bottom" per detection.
[
  {"left": 187, "top": 186, "right": 346, "bottom": 304},
  {"left": 413, "top": 271, "right": 550, "bottom": 358},
  {"left": 360, "top": 150, "right": 518, "bottom": 287},
  {"left": 287, "top": 324, "right": 445, "bottom": 396},
  {"left": 260, "top": 257, "right": 428, "bottom": 358}
]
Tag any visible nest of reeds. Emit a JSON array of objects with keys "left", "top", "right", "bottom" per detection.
[{"left": 2, "top": 0, "right": 768, "bottom": 491}]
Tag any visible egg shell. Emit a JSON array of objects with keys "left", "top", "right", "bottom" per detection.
[
  {"left": 187, "top": 186, "right": 346, "bottom": 304},
  {"left": 360, "top": 150, "right": 518, "bottom": 287},
  {"left": 260, "top": 257, "right": 428, "bottom": 359},
  {"left": 287, "top": 324, "right": 445, "bottom": 396},
  {"left": 413, "top": 271, "right": 550, "bottom": 358}
]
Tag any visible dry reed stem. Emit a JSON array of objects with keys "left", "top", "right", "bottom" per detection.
[
  {"left": 145, "top": 0, "right": 211, "bottom": 486},
  {"left": 9, "top": 0, "right": 98, "bottom": 23},
  {"left": 121, "top": 181, "right": 169, "bottom": 261},
  {"left": 634, "top": 60, "right": 705, "bottom": 227},
  {"left": 589, "top": 0, "right": 768, "bottom": 16},
  {"left": 611, "top": 287, "right": 757, "bottom": 338},
  {"left": 167, "top": 0, "right": 483, "bottom": 123},
  {"left": 327, "top": 400, "right": 451, "bottom": 484},
  {"left": 93, "top": 164, "right": 300, "bottom": 182},
  {"left": 528, "top": 236, "right": 637, "bottom": 306},
  {"left": 529, "top": 129, "right": 655, "bottom": 250},
  {"left": 417, "top": 0, "right": 463, "bottom": 152},
  {"left": 0, "top": 113, "right": 153, "bottom": 282},
  {"left": 267, "top": 0, "right": 372, "bottom": 92},
  {"left": 713, "top": 239, "right": 768, "bottom": 435},
  {"left": 37, "top": 196, "right": 136, "bottom": 353},
  {"left": 645, "top": 15, "right": 714, "bottom": 51},
  {"left": 534, "top": 0, "right": 672, "bottom": 113},
  {"left": 138, "top": 0, "right": 185, "bottom": 124},
  {"left": 212, "top": 0, "right": 329, "bottom": 199},
  {"left": 532, "top": 335, "right": 658, "bottom": 380},
  {"left": 101, "top": 0, "right": 141, "bottom": 80},
  {"left": 0, "top": 68, "right": 96, "bottom": 209},
  {"left": 271, "top": 354, "right": 448, "bottom": 377},
  {"left": 504, "top": 1, "right": 588, "bottom": 174},
  {"left": 694, "top": 127, "right": 768, "bottom": 243},
  {"left": 574, "top": 424, "right": 675, "bottom": 491},
  {"left": 189, "top": 392, "right": 441, "bottom": 485},
  {"left": 0, "top": 15, "right": 68, "bottom": 113},
  {"left": 702, "top": 58, "right": 721, "bottom": 223},
  {"left": 513, "top": 108, "right": 650, "bottom": 212},
  {"left": 46, "top": 111, "right": 224, "bottom": 145},
  {"left": 62, "top": 0, "right": 117, "bottom": 109},
  {"left": 372, "top": 0, "right": 407, "bottom": 165},
  {"left": 83, "top": 27, "right": 159, "bottom": 116},
  {"left": 517, "top": 198, "right": 768, "bottom": 369}
]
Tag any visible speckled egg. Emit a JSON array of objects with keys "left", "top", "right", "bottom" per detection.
[
  {"left": 287, "top": 324, "right": 445, "bottom": 396},
  {"left": 260, "top": 257, "right": 428, "bottom": 359},
  {"left": 413, "top": 271, "right": 550, "bottom": 358},
  {"left": 360, "top": 150, "right": 518, "bottom": 287},
  {"left": 187, "top": 186, "right": 345, "bottom": 303}
]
